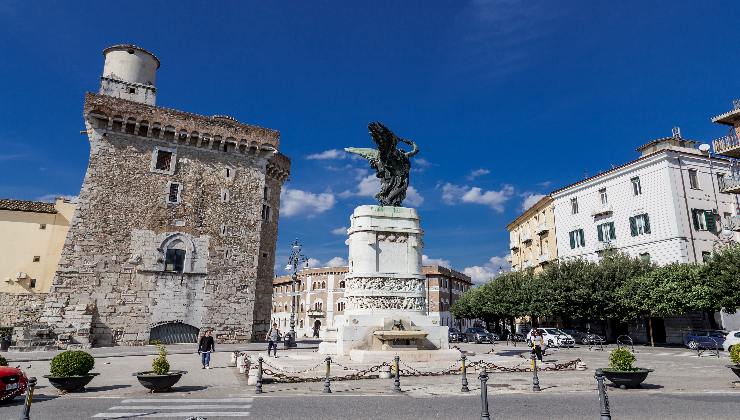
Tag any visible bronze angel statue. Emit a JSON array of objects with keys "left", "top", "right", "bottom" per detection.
[{"left": 345, "top": 122, "right": 419, "bottom": 207}]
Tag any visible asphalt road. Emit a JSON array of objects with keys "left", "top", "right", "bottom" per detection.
[{"left": 2, "top": 390, "right": 739, "bottom": 420}]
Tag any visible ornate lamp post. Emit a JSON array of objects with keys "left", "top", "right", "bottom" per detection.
[{"left": 284, "top": 239, "right": 308, "bottom": 348}]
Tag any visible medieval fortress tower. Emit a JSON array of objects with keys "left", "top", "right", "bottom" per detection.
[{"left": 36, "top": 45, "right": 290, "bottom": 346}]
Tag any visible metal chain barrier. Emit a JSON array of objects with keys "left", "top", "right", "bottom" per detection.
[{"left": 467, "top": 358, "right": 581, "bottom": 373}]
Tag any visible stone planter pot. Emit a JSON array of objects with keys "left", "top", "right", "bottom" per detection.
[
  {"left": 135, "top": 370, "right": 187, "bottom": 392},
  {"left": 43, "top": 373, "right": 99, "bottom": 392},
  {"left": 727, "top": 365, "right": 740, "bottom": 380},
  {"left": 602, "top": 368, "right": 652, "bottom": 389}
]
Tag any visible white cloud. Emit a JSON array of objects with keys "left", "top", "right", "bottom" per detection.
[
  {"left": 412, "top": 157, "right": 432, "bottom": 172},
  {"left": 306, "top": 149, "right": 346, "bottom": 160},
  {"left": 306, "top": 258, "right": 322, "bottom": 268},
  {"left": 441, "top": 183, "right": 514, "bottom": 212},
  {"left": 326, "top": 256, "right": 348, "bottom": 267},
  {"left": 331, "top": 226, "right": 348, "bottom": 236},
  {"left": 521, "top": 193, "right": 546, "bottom": 211},
  {"left": 422, "top": 254, "right": 451, "bottom": 268},
  {"left": 345, "top": 175, "right": 424, "bottom": 207},
  {"left": 467, "top": 168, "right": 490, "bottom": 180},
  {"left": 36, "top": 194, "right": 78, "bottom": 203},
  {"left": 280, "top": 189, "right": 336, "bottom": 217},
  {"left": 463, "top": 255, "right": 511, "bottom": 284}
]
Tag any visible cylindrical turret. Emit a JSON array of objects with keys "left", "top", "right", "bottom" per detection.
[{"left": 99, "top": 44, "right": 159, "bottom": 105}]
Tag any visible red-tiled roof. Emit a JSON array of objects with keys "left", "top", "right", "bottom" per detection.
[{"left": 0, "top": 199, "right": 57, "bottom": 214}]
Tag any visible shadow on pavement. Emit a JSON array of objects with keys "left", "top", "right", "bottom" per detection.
[{"left": 83, "top": 384, "right": 132, "bottom": 392}]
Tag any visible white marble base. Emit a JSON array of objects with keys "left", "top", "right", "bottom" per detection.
[{"left": 349, "top": 348, "right": 461, "bottom": 363}]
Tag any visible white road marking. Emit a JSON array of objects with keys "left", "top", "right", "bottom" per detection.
[
  {"left": 93, "top": 412, "right": 250, "bottom": 418},
  {"left": 94, "top": 397, "right": 254, "bottom": 418},
  {"left": 109, "top": 405, "right": 252, "bottom": 410},
  {"left": 121, "top": 398, "right": 253, "bottom": 403}
]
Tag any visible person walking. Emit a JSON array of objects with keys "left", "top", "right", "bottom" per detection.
[
  {"left": 267, "top": 323, "right": 281, "bottom": 358},
  {"left": 198, "top": 330, "right": 216, "bottom": 369},
  {"left": 531, "top": 329, "right": 544, "bottom": 362},
  {"left": 312, "top": 319, "right": 321, "bottom": 338}
]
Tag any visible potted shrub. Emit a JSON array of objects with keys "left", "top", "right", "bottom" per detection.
[
  {"left": 601, "top": 347, "right": 653, "bottom": 389},
  {"left": 43, "top": 350, "right": 99, "bottom": 392},
  {"left": 727, "top": 345, "right": 740, "bottom": 380},
  {"left": 135, "top": 344, "right": 186, "bottom": 392}
]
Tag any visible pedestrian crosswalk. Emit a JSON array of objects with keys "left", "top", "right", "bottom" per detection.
[{"left": 92, "top": 398, "right": 253, "bottom": 419}]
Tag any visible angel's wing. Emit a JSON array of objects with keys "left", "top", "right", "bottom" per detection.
[{"left": 344, "top": 147, "right": 379, "bottom": 161}]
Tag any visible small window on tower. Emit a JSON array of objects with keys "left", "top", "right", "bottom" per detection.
[
  {"left": 33, "top": 256, "right": 40, "bottom": 262},
  {"left": 29, "top": 279, "right": 36, "bottom": 288},
  {"left": 156, "top": 151, "right": 172, "bottom": 170},
  {"left": 164, "top": 249, "right": 186, "bottom": 273},
  {"left": 221, "top": 188, "right": 230, "bottom": 203},
  {"left": 167, "top": 183, "right": 181, "bottom": 204},
  {"left": 39, "top": 224, "right": 46, "bottom": 230},
  {"left": 129, "top": 87, "right": 136, "bottom": 94}
]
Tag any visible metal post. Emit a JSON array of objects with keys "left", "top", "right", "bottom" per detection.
[
  {"left": 479, "top": 367, "right": 490, "bottom": 420},
  {"left": 255, "top": 357, "right": 263, "bottom": 394},
  {"left": 288, "top": 272, "right": 297, "bottom": 348},
  {"left": 392, "top": 355, "right": 401, "bottom": 393},
  {"left": 531, "top": 351, "right": 541, "bottom": 392},
  {"left": 595, "top": 368, "right": 612, "bottom": 420},
  {"left": 323, "top": 356, "right": 332, "bottom": 393},
  {"left": 18, "top": 377, "right": 37, "bottom": 420},
  {"left": 460, "top": 355, "right": 470, "bottom": 392}
]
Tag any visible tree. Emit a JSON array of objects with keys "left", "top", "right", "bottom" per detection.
[
  {"left": 701, "top": 244, "right": 740, "bottom": 314},
  {"left": 618, "top": 263, "right": 705, "bottom": 346}
]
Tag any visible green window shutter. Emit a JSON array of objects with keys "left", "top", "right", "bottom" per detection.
[
  {"left": 609, "top": 222, "right": 616, "bottom": 239},
  {"left": 579, "top": 229, "right": 586, "bottom": 246},
  {"left": 691, "top": 209, "right": 700, "bottom": 230},
  {"left": 629, "top": 217, "right": 637, "bottom": 236},
  {"left": 569, "top": 231, "right": 575, "bottom": 249},
  {"left": 643, "top": 214, "right": 651, "bottom": 234},
  {"left": 597, "top": 224, "right": 604, "bottom": 242},
  {"left": 705, "top": 211, "right": 716, "bottom": 232}
]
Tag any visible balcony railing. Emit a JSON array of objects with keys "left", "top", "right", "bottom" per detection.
[
  {"left": 719, "top": 172, "right": 740, "bottom": 194},
  {"left": 536, "top": 222, "right": 549, "bottom": 234},
  {"left": 520, "top": 231, "right": 533, "bottom": 242},
  {"left": 307, "top": 309, "right": 325, "bottom": 317},
  {"left": 591, "top": 204, "right": 613, "bottom": 216},
  {"left": 596, "top": 240, "right": 617, "bottom": 251},
  {"left": 724, "top": 215, "right": 740, "bottom": 232},
  {"left": 538, "top": 253, "right": 550, "bottom": 264},
  {"left": 713, "top": 133, "right": 740, "bottom": 157},
  {"left": 510, "top": 241, "right": 519, "bottom": 250}
]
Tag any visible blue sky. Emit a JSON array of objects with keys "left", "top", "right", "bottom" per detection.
[{"left": 2, "top": 1, "right": 740, "bottom": 282}]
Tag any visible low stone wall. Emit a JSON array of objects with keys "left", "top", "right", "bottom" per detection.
[{"left": 0, "top": 292, "right": 46, "bottom": 327}]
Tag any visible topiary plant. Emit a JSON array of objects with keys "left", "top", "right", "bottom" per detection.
[
  {"left": 608, "top": 347, "right": 637, "bottom": 371},
  {"left": 49, "top": 350, "right": 95, "bottom": 377},
  {"left": 730, "top": 345, "right": 740, "bottom": 365},
  {"left": 151, "top": 344, "right": 170, "bottom": 375},
  {"left": 0, "top": 354, "right": 7, "bottom": 367}
]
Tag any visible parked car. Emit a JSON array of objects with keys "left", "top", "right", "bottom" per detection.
[
  {"left": 526, "top": 328, "right": 575, "bottom": 347},
  {"left": 0, "top": 365, "right": 28, "bottom": 403},
  {"left": 448, "top": 327, "right": 464, "bottom": 343},
  {"left": 464, "top": 327, "right": 496, "bottom": 344},
  {"left": 560, "top": 328, "right": 605, "bottom": 345},
  {"left": 683, "top": 330, "right": 726, "bottom": 350},
  {"left": 723, "top": 330, "right": 740, "bottom": 352}
]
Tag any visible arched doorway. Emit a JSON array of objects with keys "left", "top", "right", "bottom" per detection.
[{"left": 149, "top": 322, "right": 199, "bottom": 344}]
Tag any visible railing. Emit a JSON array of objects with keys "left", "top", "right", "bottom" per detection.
[
  {"left": 536, "top": 222, "right": 549, "bottom": 234},
  {"left": 538, "top": 253, "right": 550, "bottom": 263},
  {"left": 591, "top": 204, "right": 613, "bottom": 216},
  {"left": 713, "top": 133, "right": 740, "bottom": 155},
  {"left": 521, "top": 231, "right": 533, "bottom": 242},
  {"left": 719, "top": 172, "right": 740, "bottom": 194},
  {"left": 510, "top": 241, "right": 519, "bottom": 250},
  {"left": 596, "top": 240, "right": 616, "bottom": 251}
]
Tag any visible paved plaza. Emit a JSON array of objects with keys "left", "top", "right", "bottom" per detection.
[{"left": 1, "top": 341, "right": 739, "bottom": 419}]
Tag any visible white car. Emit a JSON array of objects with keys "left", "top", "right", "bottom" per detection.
[
  {"left": 527, "top": 328, "right": 576, "bottom": 348},
  {"left": 723, "top": 330, "right": 740, "bottom": 352}
]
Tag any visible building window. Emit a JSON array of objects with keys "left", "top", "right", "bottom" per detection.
[
  {"left": 164, "top": 248, "right": 186, "bottom": 273},
  {"left": 151, "top": 147, "right": 176, "bottom": 174},
  {"left": 631, "top": 177, "right": 642, "bottom": 196},
  {"left": 156, "top": 150, "right": 173, "bottom": 171},
  {"left": 314, "top": 301, "right": 323, "bottom": 311},
  {"left": 129, "top": 87, "right": 136, "bottom": 94},
  {"left": 339, "top": 280, "right": 345, "bottom": 288},
  {"left": 167, "top": 182, "right": 181, "bottom": 204},
  {"left": 39, "top": 224, "right": 46, "bottom": 230},
  {"left": 571, "top": 197, "right": 579, "bottom": 214},
  {"left": 569, "top": 229, "right": 585, "bottom": 249},
  {"left": 321, "top": 281, "right": 326, "bottom": 289},
  {"left": 629, "top": 213, "right": 651, "bottom": 236},
  {"left": 32, "top": 256, "right": 40, "bottom": 262},
  {"left": 599, "top": 188, "right": 608, "bottom": 205},
  {"left": 688, "top": 169, "right": 700, "bottom": 189},
  {"left": 597, "top": 222, "right": 616, "bottom": 242},
  {"left": 702, "top": 251, "right": 712, "bottom": 262},
  {"left": 691, "top": 209, "right": 716, "bottom": 232},
  {"left": 337, "top": 301, "right": 345, "bottom": 311},
  {"left": 263, "top": 186, "right": 271, "bottom": 201},
  {"left": 29, "top": 278, "right": 36, "bottom": 288},
  {"left": 221, "top": 188, "right": 230, "bottom": 203},
  {"left": 717, "top": 173, "right": 726, "bottom": 192},
  {"left": 262, "top": 204, "right": 272, "bottom": 221},
  {"left": 639, "top": 252, "right": 650, "bottom": 263},
  {"left": 220, "top": 224, "right": 228, "bottom": 236}
]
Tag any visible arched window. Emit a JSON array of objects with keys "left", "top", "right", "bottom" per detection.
[
  {"left": 125, "top": 117, "right": 136, "bottom": 134},
  {"left": 339, "top": 280, "right": 345, "bottom": 288},
  {"left": 164, "top": 239, "right": 186, "bottom": 273},
  {"left": 300, "top": 304, "right": 304, "bottom": 312},
  {"left": 314, "top": 301, "right": 323, "bottom": 311},
  {"left": 337, "top": 301, "right": 345, "bottom": 311},
  {"left": 299, "top": 319, "right": 304, "bottom": 328},
  {"left": 284, "top": 304, "right": 288, "bottom": 312},
  {"left": 321, "top": 281, "right": 326, "bottom": 289}
]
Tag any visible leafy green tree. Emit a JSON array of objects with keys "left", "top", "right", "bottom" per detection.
[{"left": 701, "top": 244, "right": 740, "bottom": 314}]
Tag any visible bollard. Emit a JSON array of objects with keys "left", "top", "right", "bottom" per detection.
[
  {"left": 18, "top": 377, "right": 37, "bottom": 420},
  {"left": 460, "top": 355, "right": 470, "bottom": 393},
  {"left": 595, "top": 369, "right": 612, "bottom": 420},
  {"left": 323, "top": 356, "right": 332, "bottom": 394},
  {"left": 479, "top": 367, "right": 490, "bottom": 420},
  {"left": 531, "top": 352, "right": 541, "bottom": 392},
  {"left": 392, "top": 355, "right": 402, "bottom": 393},
  {"left": 255, "top": 357, "right": 263, "bottom": 394}
]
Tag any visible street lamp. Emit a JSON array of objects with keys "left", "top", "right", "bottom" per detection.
[{"left": 285, "top": 239, "right": 308, "bottom": 348}]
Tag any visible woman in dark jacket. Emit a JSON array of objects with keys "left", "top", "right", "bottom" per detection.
[{"left": 198, "top": 330, "right": 216, "bottom": 369}]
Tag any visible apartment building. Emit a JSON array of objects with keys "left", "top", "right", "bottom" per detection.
[
  {"left": 271, "top": 265, "right": 474, "bottom": 338},
  {"left": 507, "top": 195, "right": 558, "bottom": 272}
]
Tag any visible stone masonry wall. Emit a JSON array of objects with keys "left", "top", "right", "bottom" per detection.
[
  {"left": 0, "top": 292, "right": 45, "bottom": 327},
  {"left": 42, "top": 94, "right": 289, "bottom": 346}
]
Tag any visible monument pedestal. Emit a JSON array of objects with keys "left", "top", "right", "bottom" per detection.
[{"left": 319, "top": 205, "right": 454, "bottom": 362}]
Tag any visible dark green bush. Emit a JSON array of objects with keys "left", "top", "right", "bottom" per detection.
[
  {"left": 730, "top": 345, "right": 740, "bottom": 365},
  {"left": 0, "top": 354, "right": 7, "bottom": 367},
  {"left": 49, "top": 350, "right": 95, "bottom": 377},
  {"left": 608, "top": 347, "right": 636, "bottom": 371}
]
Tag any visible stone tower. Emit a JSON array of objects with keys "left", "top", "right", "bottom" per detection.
[{"left": 41, "top": 45, "right": 290, "bottom": 346}]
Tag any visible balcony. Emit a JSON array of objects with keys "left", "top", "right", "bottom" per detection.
[
  {"left": 538, "top": 253, "right": 550, "bottom": 264},
  {"left": 719, "top": 172, "right": 740, "bottom": 194},
  {"left": 307, "top": 309, "right": 325, "bottom": 317},
  {"left": 505, "top": 254, "right": 512, "bottom": 263},
  {"left": 522, "top": 260, "right": 533, "bottom": 269},
  {"left": 536, "top": 222, "right": 549, "bottom": 235},
  {"left": 724, "top": 215, "right": 740, "bottom": 232},
  {"left": 520, "top": 231, "right": 533, "bottom": 243},
  {"left": 510, "top": 241, "right": 519, "bottom": 250},
  {"left": 713, "top": 133, "right": 740, "bottom": 159},
  {"left": 596, "top": 240, "right": 617, "bottom": 252},
  {"left": 591, "top": 204, "right": 613, "bottom": 217}
]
